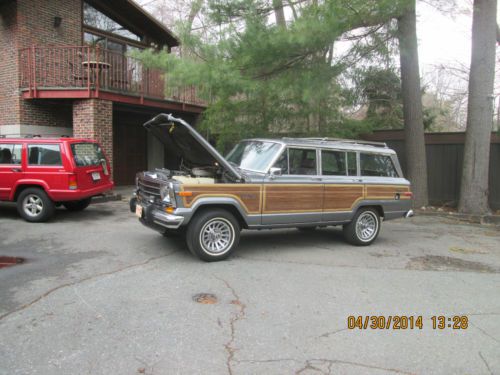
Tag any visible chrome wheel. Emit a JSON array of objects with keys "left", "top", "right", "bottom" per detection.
[
  {"left": 23, "top": 194, "right": 44, "bottom": 218},
  {"left": 199, "top": 218, "right": 235, "bottom": 255},
  {"left": 355, "top": 211, "right": 378, "bottom": 242}
]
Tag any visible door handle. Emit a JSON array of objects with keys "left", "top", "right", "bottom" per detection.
[
  {"left": 11, "top": 168, "right": 21, "bottom": 172},
  {"left": 352, "top": 178, "right": 363, "bottom": 183},
  {"left": 312, "top": 177, "right": 322, "bottom": 181}
]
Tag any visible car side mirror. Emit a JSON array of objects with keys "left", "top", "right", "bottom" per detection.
[{"left": 269, "top": 167, "right": 282, "bottom": 179}]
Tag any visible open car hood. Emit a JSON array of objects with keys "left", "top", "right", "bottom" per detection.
[{"left": 143, "top": 114, "right": 242, "bottom": 181}]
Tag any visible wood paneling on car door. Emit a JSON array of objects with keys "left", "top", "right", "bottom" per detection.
[
  {"left": 181, "top": 184, "right": 262, "bottom": 214},
  {"left": 323, "top": 184, "right": 364, "bottom": 212},
  {"left": 365, "top": 185, "right": 410, "bottom": 199},
  {"left": 263, "top": 184, "right": 323, "bottom": 214}
]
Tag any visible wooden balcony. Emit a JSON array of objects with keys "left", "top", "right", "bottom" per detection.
[{"left": 19, "top": 46, "right": 206, "bottom": 112}]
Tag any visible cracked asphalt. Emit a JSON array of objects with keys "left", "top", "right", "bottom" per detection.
[{"left": 0, "top": 199, "right": 499, "bottom": 375}]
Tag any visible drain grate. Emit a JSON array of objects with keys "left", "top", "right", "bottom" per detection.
[
  {"left": 192, "top": 293, "right": 218, "bottom": 304},
  {"left": 0, "top": 256, "right": 25, "bottom": 269}
]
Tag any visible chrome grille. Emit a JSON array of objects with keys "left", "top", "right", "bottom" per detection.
[{"left": 138, "top": 177, "right": 161, "bottom": 198}]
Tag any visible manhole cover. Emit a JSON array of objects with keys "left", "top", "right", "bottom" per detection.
[
  {"left": 192, "top": 293, "right": 218, "bottom": 304},
  {"left": 0, "top": 256, "right": 24, "bottom": 269}
]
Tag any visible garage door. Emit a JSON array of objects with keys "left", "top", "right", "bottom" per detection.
[{"left": 113, "top": 114, "right": 147, "bottom": 186}]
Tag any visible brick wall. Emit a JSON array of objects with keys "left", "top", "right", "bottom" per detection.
[
  {"left": 17, "top": 0, "right": 82, "bottom": 129},
  {"left": 73, "top": 99, "right": 114, "bottom": 175},
  {"left": 0, "top": 0, "right": 83, "bottom": 131},
  {"left": 16, "top": 0, "right": 82, "bottom": 49},
  {"left": 0, "top": 1, "right": 20, "bottom": 126}
]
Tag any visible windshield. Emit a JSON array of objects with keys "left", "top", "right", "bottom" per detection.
[
  {"left": 226, "top": 141, "right": 282, "bottom": 172},
  {"left": 71, "top": 143, "right": 105, "bottom": 167}
]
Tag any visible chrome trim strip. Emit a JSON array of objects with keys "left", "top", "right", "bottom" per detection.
[{"left": 152, "top": 210, "right": 185, "bottom": 229}]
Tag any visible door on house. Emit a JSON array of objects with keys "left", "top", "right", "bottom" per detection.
[{"left": 113, "top": 117, "right": 147, "bottom": 186}]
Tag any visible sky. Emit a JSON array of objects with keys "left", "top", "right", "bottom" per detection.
[
  {"left": 417, "top": 1, "right": 473, "bottom": 71},
  {"left": 416, "top": 1, "right": 499, "bottom": 123}
]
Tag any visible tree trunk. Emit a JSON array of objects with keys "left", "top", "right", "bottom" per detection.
[
  {"left": 458, "top": 0, "right": 497, "bottom": 214},
  {"left": 273, "top": 0, "right": 286, "bottom": 28},
  {"left": 397, "top": 0, "right": 428, "bottom": 208},
  {"left": 187, "top": 0, "right": 203, "bottom": 33}
]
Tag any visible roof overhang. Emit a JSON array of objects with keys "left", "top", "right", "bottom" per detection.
[{"left": 85, "top": 0, "right": 179, "bottom": 47}]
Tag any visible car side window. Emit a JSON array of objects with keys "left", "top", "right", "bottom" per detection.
[
  {"left": 360, "top": 153, "right": 398, "bottom": 177},
  {"left": 321, "top": 150, "right": 346, "bottom": 175},
  {"left": 28, "top": 144, "right": 62, "bottom": 166},
  {"left": 273, "top": 150, "right": 288, "bottom": 174},
  {"left": 347, "top": 152, "right": 357, "bottom": 176},
  {"left": 0, "top": 144, "right": 22, "bottom": 165},
  {"left": 289, "top": 148, "right": 317, "bottom": 175}
]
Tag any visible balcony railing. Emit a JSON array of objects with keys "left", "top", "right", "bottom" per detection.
[{"left": 19, "top": 46, "right": 206, "bottom": 107}]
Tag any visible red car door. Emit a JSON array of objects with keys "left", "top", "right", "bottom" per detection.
[
  {"left": 23, "top": 142, "right": 68, "bottom": 194},
  {"left": 0, "top": 142, "right": 23, "bottom": 201}
]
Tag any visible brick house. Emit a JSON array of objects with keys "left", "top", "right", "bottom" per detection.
[{"left": 0, "top": 0, "right": 205, "bottom": 185}]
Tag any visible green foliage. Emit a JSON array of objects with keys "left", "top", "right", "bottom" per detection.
[
  {"left": 348, "top": 66, "right": 404, "bottom": 130},
  {"left": 138, "top": 0, "right": 409, "bottom": 151}
]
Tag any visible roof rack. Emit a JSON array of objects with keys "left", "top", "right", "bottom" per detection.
[
  {"left": 0, "top": 134, "right": 69, "bottom": 138},
  {"left": 293, "top": 137, "right": 387, "bottom": 148}
]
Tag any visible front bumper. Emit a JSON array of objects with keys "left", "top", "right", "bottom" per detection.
[
  {"left": 150, "top": 209, "right": 185, "bottom": 229},
  {"left": 130, "top": 195, "right": 184, "bottom": 233}
]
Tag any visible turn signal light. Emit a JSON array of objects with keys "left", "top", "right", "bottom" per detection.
[
  {"left": 165, "top": 207, "right": 175, "bottom": 214},
  {"left": 69, "top": 174, "right": 78, "bottom": 190},
  {"left": 178, "top": 191, "right": 193, "bottom": 197}
]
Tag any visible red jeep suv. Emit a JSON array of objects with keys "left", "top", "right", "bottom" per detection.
[{"left": 0, "top": 137, "right": 114, "bottom": 222}]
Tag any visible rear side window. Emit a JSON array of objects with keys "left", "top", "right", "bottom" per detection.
[
  {"left": 321, "top": 150, "right": 346, "bottom": 175},
  {"left": 71, "top": 143, "right": 105, "bottom": 167},
  {"left": 28, "top": 144, "right": 62, "bottom": 166},
  {"left": 360, "top": 153, "right": 398, "bottom": 177},
  {"left": 320, "top": 150, "right": 358, "bottom": 176},
  {"left": 0, "top": 144, "right": 22, "bottom": 164}
]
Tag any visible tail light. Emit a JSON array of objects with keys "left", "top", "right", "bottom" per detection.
[
  {"left": 403, "top": 192, "right": 413, "bottom": 198},
  {"left": 69, "top": 174, "right": 78, "bottom": 190}
]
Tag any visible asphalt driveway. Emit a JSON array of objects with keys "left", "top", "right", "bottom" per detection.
[{"left": 0, "top": 199, "right": 499, "bottom": 375}]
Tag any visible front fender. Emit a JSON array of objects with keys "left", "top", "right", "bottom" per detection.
[{"left": 175, "top": 196, "right": 250, "bottom": 226}]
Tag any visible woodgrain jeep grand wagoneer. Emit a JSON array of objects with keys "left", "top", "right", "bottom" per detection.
[{"left": 131, "top": 114, "right": 414, "bottom": 262}]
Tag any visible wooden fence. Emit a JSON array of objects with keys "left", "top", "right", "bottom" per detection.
[{"left": 362, "top": 130, "right": 500, "bottom": 210}]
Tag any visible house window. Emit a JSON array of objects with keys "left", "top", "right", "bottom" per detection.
[{"left": 83, "top": 1, "right": 142, "bottom": 42}]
